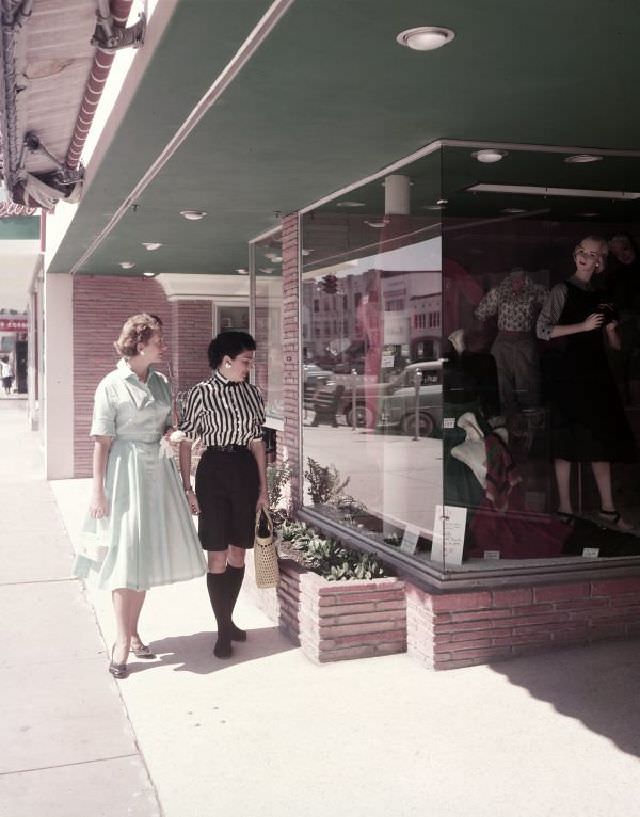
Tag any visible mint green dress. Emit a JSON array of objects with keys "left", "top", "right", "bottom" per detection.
[{"left": 74, "top": 360, "right": 206, "bottom": 591}]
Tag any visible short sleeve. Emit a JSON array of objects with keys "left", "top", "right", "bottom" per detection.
[
  {"left": 536, "top": 284, "right": 567, "bottom": 341},
  {"left": 250, "top": 386, "right": 266, "bottom": 441},
  {"left": 90, "top": 380, "right": 116, "bottom": 438},
  {"left": 178, "top": 384, "right": 202, "bottom": 437},
  {"left": 474, "top": 287, "right": 498, "bottom": 321}
]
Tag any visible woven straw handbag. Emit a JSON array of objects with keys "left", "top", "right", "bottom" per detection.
[{"left": 254, "top": 507, "right": 279, "bottom": 589}]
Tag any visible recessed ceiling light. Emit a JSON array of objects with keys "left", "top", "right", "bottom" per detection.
[
  {"left": 564, "top": 154, "right": 603, "bottom": 164},
  {"left": 142, "top": 271, "right": 156, "bottom": 277},
  {"left": 336, "top": 201, "right": 365, "bottom": 208},
  {"left": 259, "top": 267, "right": 274, "bottom": 274},
  {"left": 118, "top": 261, "right": 135, "bottom": 269},
  {"left": 180, "top": 210, "right": 207, "bottom": 221},
  {"left": 142, "top": 242, "right": 162, "bottom": 251},
  {"left": 423, "top": 198, "right": 448, "bottom": 211},
  {"left": 467, "top": 183, "right": 640, "bottom": 199},
  {"left": 396, "top": 26, "right": 455, "bottom": 51},
  {"left": 236, "top": 268, "right": 249, "bottom": 275},
  {"left": 364, "top": 219, "right": 389, "bottom": 228},
  {"left": 472, "top": 148, "right": 508, "bottom": 164},
  {"left": 501, "top": 208, "right": 528, "bottom": 214},
  {"left": 265, "top": 253, "right": 283, "bottom": 262}
]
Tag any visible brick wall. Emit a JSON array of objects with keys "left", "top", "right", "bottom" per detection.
[
  {"left": 407, "top": 575, "right": 640, "bottom": 670},
  {"left": 281, "top": 213, "right": 302, "bottom": 504},
  {"left": 73, "top": 276, "right": 173, "bottom": 477},
  {"left": 170, "top": 300, "right": 212, "bottom": 390}
]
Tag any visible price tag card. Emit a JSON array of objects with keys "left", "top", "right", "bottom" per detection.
[
  {"left": 430, "top": 505, "right": 467, "bottom": 565},
  {"left": 582, "top": 547, "right": 600, "bottom": 558},
  {"left": 400, "top": 524, "right": 421, "bottom": 555}
]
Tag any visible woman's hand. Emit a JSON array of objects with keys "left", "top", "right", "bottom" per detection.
[
  {"left": 89, "top": 489, "right": 109, "bottom": 519},
  {"left": 185, "top": 489, "right": 200, "bottom": 515},
  {"left": 583, "top": 313, "right": 605, "bottom": 332},
  {"left": 256, "top": 489, "right": 269, "bottom": 512}
]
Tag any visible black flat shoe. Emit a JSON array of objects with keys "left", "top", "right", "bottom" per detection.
[
  {"left": 109, "top": 645, "right": 129, "bottom": 679},
  {"left": 130, "top": 639, "right": 157, "bottom": 659},
  {"left": 229, "top": 621, "right": 246, "bottom": 642}
]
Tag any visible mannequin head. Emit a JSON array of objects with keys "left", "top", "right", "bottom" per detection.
[{"left": 609, "top": 234, "right": 637, "bottom": 266}]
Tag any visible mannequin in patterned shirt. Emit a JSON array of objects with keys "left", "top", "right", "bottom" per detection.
[{"left": 475, "top": 269, "right": 547, "bottom": 415}]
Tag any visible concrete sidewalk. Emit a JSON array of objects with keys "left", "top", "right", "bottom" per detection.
[{"left": 2, "top": 399, "right": 640, "bottom": 817}]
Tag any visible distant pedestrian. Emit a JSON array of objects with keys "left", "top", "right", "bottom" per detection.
[
  {"left": 74, "top": 314, "right": 206, "bottom": 678},
  {"left": 177, "top": 331, "right": 267, "bottom": 659},
  {"left": 1, "top": 356, "right": 14, "bottom": 395}
]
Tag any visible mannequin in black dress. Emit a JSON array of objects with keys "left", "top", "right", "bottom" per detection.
[{"left": 537, "top": 236, "right": 636, "bottom": 530}]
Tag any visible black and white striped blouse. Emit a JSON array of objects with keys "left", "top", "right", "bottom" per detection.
[{"left": 179, "top": 370, "right": 265, "bottom": 446}]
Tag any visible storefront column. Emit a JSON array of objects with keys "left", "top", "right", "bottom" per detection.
[
  {"left": 282, "top": 213, "right": 302, "bottom": 505},
  {"left": 44, "top": 272, "right": 74, "bottom": 478}
]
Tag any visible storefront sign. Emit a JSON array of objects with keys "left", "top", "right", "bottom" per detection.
[
  {"left": 0, "top": 318, "right": 27, "bottom": 332},
  {"left": 430, "top": 505, "right": 467, "bottom": 565}
]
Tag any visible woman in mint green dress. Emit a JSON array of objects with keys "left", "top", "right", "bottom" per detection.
[{"left": 74, "top": 314, "right": 206, "bottom": 678}]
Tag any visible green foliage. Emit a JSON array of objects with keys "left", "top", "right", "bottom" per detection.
[
  {"left": 280, "top": 520, "right": 386, "bottom": 581},
  {"left": 304, "top": 458, "right": 350, "bottom": 506},
  {"left": 267, "top": 461, "right": 292, "bottom": 512}
]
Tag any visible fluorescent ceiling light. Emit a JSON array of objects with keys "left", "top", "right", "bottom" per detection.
[
  {"left": 396, "top": 27, "right": 455, "bottom": 51},
  {"left": 467, "top": 184, "right": 640, "bottom": 200},
  {"left": 564, "top": 154, "right": 602, "bottom": 164}
]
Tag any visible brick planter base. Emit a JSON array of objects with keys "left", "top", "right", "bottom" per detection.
[
  {"left": 407, "top": 576, "right": 640, "bottom": 670},
  {"left": 245, "top": 557, "right": 406, "bottom": 663}
]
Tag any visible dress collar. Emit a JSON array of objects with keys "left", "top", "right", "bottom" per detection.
[{"left": 116, "top": 358, "right": 155, "bottom": 384}]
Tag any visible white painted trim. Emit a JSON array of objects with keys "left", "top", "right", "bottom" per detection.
[
  {"left": 44, "top": 273, "right": 74, "bottom": 478},
  {"left": 156, "top": 272, "right": 249, "bottom": 301},
  {"left": 68, "top": 0, "right": 296, "bottom": 275}
]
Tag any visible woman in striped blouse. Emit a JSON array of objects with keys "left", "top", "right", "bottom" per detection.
[{"left": 178, "top": 331, "right": 267, "bottom": 658}]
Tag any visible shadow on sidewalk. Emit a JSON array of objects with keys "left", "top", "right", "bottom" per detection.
[
  {"left": 488, "top": 637, "right": 640, "bottom": 759},
  {"left": 134, "top": 626, "right": 296, "bottom": 675}
]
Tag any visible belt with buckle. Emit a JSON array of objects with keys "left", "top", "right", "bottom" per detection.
[{"left": 207, "top": 444, "right": 249, "bottom": 453}]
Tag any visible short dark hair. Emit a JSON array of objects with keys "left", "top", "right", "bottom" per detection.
[{"left": 208, "top": 331, "right": 256, "bottom": 369}]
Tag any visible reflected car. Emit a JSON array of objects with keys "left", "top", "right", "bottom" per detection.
[
  {"left": 318, "top": 360, "right": 443, "bottom": 435},
  {"left": 303, "top": 364, "right": 334, "bottom": 404},
  {"left": 378, "top": 361, "right": 443, "bottom": 437}
]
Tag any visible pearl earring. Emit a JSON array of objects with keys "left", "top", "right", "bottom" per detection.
[{"left": 224, "top": 362, "right": 231, "bottom": 368}]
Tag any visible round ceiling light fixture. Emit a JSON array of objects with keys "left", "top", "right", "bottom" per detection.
[
  {"left": 180, "top": 209, "right": 207, "bottom": 221},
  {"left": 259, "top": 267, "right": 275, "bottom": 274},
  {"left": 236, "top": 268, "right": 249, "bottom": 275},
  {"left": 564, "top": 154, "right": 602, "bottom": 164},
  {"left": 424, "top": 198, "right": 448, "bottom": 211},
  {"left": 578, "top": 211, "right": 599, "bottom": 218},
  {"left": 142, "top": 271, "right": 156, "bottom": 277},
  {"left": 364, "top": 218, "right": 390, "bottom": 228},
  {"left": 472, "top": 148, "right": 508, "bottom": 164},
  {"left": 142, "top": 242, "right": 162, "bottom": 251},
  {"left": 118, "top": 260, "right": 135, "bottom": 269},
  {"left": 501, "top": 207, "right": 527, "bottom": 214},
  {"left": 336, "top": 201, "right": 365, "bottom": 208},
  {"left": 396, "top": 26, "right": 455, "bottom": 51}
]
